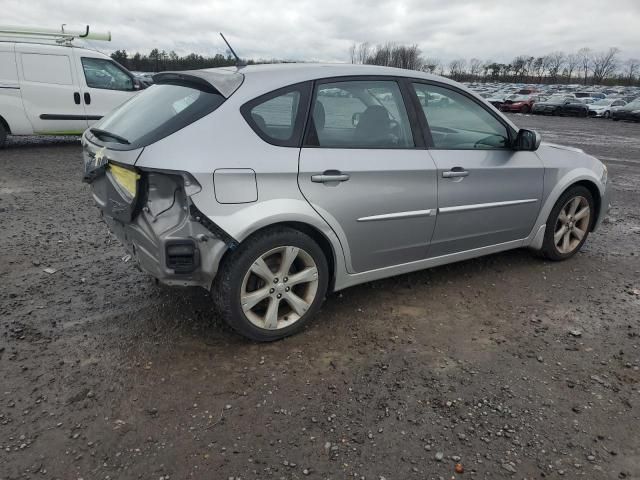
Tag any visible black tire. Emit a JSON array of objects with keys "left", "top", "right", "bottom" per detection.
[
  {"left": 521, "top": 105, "right": 530, "bottom": 114},
  {"left": 0, "top": 123, "right": 7, "bottom": 149},
  {"left": 603, "top": 111, "right": 611, "bottom": 119},
  {"left": 212, "top": 227, "right": 329, "bottom": 342},
  {"left": 539, "top": 185, "right": 594, "bottom": 261}
]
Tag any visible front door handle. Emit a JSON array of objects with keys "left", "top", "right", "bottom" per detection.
[
  {"left": 84, "top": 92, "right": 91, "bottom": 105},
  {"left": 442, "top": 168, "right": 469, "bottom": 178},
  {"left": 311, "top": 171, "right": 350, "bottom": 183}
]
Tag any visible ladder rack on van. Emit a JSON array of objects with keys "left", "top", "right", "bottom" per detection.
[{"left": 0, "top": 25, "right": 111, "bottom": 46}]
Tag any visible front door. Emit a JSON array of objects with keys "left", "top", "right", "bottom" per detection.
[
  {"left": 298, "top": 78, "right": 438, "bottom": 273},
  {"left": 73, "top": 51, "right": 138, "bottom": 126},
  {"left": 15, "top": 44, "right": 88, "bottom": 134},
  {"left": 411, "top": 82, "right": 544, "bottom": 257}
]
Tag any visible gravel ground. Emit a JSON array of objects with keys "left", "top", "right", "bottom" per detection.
[{"left": 1, "top": 115, "right": 639, "bottom": 480}]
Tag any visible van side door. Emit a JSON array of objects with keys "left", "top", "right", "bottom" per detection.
[
  {"left": 15, "top": 43, "right": 88, "bottom": 134},
  {"left": 73, "top": 50, "right": 139, "bottom": 125}
]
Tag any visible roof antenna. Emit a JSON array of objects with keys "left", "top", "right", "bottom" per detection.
[{"left": 220, "top": 32, "right": 246, "bottom": 67}]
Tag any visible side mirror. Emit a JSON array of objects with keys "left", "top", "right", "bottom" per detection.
[{"left": 514, "top": 129, "right": 541, "bottom": 151}]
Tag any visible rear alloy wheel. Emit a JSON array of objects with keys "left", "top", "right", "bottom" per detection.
[
  {"left": 212, "top": 227, "right": 328, "bottom": 341},
  {"left": 603, "top": 110, "right": 611, "bottom": 119},
  {"left": 540, "top": 186, "right": 594, "bottom": 261}
]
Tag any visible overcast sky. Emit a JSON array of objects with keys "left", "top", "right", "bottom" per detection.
[{"left": 3, "top": 0, "right": 640, "bottom": 62}]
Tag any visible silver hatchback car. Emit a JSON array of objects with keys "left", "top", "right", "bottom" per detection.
[{"left": 82, "top": 64, "right": 609, "bottom": 341}]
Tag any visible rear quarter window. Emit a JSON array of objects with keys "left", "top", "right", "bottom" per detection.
[{"left": 240, "top": 82, "right": 311, "bottom": 147}]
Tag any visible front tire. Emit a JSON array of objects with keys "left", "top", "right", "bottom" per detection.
[
  {"left": 540, "top": 185, "right": 594, "bottom": 261},
  {"left": 212, "top": 227, "right": 329, "bottom": 341}
]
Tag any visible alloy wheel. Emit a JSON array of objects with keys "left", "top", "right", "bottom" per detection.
[
  {"left": 554, "top": 196, "right": 591, "bottom": 254},
  {"left": 240, "top": 246, "right": 319, "bottom": 330}
]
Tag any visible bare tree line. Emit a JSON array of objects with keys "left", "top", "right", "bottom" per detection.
[{"left": 349, "top": 42, "right": 640, "bottom": 86}]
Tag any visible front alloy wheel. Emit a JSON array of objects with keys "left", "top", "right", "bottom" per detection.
[
  {"left": 212, "top": 227, "right": 329, "bottom": 341},
  {"left": 540, "top": 185, "right": 594, "bottom": 260},
  {"left": 553, "top": 196, "right": 591, "bottom": 254}
]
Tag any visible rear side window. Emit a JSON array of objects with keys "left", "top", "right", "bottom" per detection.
[
  {"left": 241, "top": 82, "right": 311, "bottom": 147},
  {"left": 94, "top": 83, "right": 224, "bottom": 148},
  {"left": 306, "top": 80, "right": 414, "bottom": 149},
  {"left": 21, "top": 53, "right": 72, "bottom": 85}
]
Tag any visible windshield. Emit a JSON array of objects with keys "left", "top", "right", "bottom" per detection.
[
  {"left": 625, "top": 100, "right": 640, "bottom": 109},
  {"left": 511, "top": 95, "right": 530, "bottom": 102},
  {"left": 592, "top": 99, "right": 613, "bottom": 106},
  {"left": 94, "top": 83, "right": 225, "bottom": 149},
  {"left": 547, "top": 97, "right": 567, "bottom": 105}
]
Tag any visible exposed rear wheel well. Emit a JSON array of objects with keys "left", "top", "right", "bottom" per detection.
[
  {"left": 216, "top": 221, "right": 337, "bottom": 292},
  {"left": 569, "top": 180, "right": 601, "bottom": 231}
]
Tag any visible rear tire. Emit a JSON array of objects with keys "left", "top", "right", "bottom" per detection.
[
  {"left": 603, "top": 111, "right": 611, "bottom": 119},
  {"left": 521, "top": 105, "right": 530, "bottom": 114},
  {"left": 212, "top": 227, "right": 329, "bottom": 341},
  {"left": 539, "top": 185, "right": 594, "bottom": 261},
  {"left": 0, "top": 123, "right": 7, "bottom": 149}
]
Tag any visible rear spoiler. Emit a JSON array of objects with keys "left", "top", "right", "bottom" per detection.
[{"left": 153, "top": 69, "right": 244, "bottom": 98}]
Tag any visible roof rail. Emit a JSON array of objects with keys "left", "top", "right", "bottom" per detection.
[{"left": 0, "top": 24, "right": 111, "bottom": 45}]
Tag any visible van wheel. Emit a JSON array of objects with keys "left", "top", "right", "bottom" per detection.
[
  {"left": 0, "top": 123, "right": 7, "bottom": 149},
  {"left": 539, "top": 185, "right": 594, "bottom": 261},
  {"left": 212, "top": 227, "right": 329, "bottom": 341}
]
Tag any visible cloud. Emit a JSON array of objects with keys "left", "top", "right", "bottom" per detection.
[{"left": 3, "top": 0, "right": 640, "bottom": 62}]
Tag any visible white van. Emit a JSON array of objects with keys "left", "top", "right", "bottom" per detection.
[{"left": 0, "top": 26, "right": 145, "bottom": 147}]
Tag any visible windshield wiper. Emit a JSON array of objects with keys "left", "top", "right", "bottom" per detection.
[{"left": 90, "top": 128, "right": 130, "bottom": 145}]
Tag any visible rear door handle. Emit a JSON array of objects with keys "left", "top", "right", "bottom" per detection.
[
  {"left": 84, "top": 92, "right": 91, "bottom": 105},
  {"left": 442, "top": 168, "right": 469, "bottom": 178},
  {"left": 311, "top": 171, "right": 350, "bottom": 183},
  {"left": 73, "top": 92, "right": 81, "bottom": 105}
]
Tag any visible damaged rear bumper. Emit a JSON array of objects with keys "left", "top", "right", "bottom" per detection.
[{"left": 91, "top": 168, "right": 231, "bottom": 289}]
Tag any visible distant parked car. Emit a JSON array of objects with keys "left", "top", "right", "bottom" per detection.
[
  {"left": 611, "top": 99, "right": 640, "bottom": 122},
  {"left": 486, "top": 94, "right": 508, "bottom": 109},
  {"left": 532, "top": 97, "right": 589, "bottom": 117},
  {"left": 588, "top": 98, "right": 627, "bottom": 118},
  {"left": 500, "top": 95, "right": 536, "bottom": 113}
]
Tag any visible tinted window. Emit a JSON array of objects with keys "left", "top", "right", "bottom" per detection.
[
  {"left": 413, "top": 83, "right": 509, "bottom": 150},
  {"left": 250, "top": 90, "right": 300, "bottom": 142},
  {"left": 94, "top": 83, "right": 224, "bottom": 148},
  {"left": 81, "top": 57, "right": 133, "bottom": 91},
  {"left": 241, "top": 83, "right": 310, "bottom": 147},
  {"left": 309, "top": 80, "right": 413, "bottom": 148}
]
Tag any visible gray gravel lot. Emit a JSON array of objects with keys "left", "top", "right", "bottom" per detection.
[{"left": 1, "top": 115, "right": 639, "bottom": 480}]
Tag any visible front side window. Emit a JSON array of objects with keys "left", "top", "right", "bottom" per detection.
[
  {"left": 308, "top": 80, "right": 414, "bottom": 149},
  {"left": 81, "top": 57, "right": 133, "bottom": 91},
  {"left": 413, "top": 83, "right": 510, "bottom": 150}
]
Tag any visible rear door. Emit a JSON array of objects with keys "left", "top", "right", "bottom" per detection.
[
  {"left": 410, "top": 82, "right": 544, "bottom": 257},
  {"left": 73, "top": 49, "right": 139, "bottom": 125},
  {"left": 298, "top": 77, "right": 438, "bottom": 273},
  {"left": 15, "top": 44, "right": 88, "bottom": 134}
]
